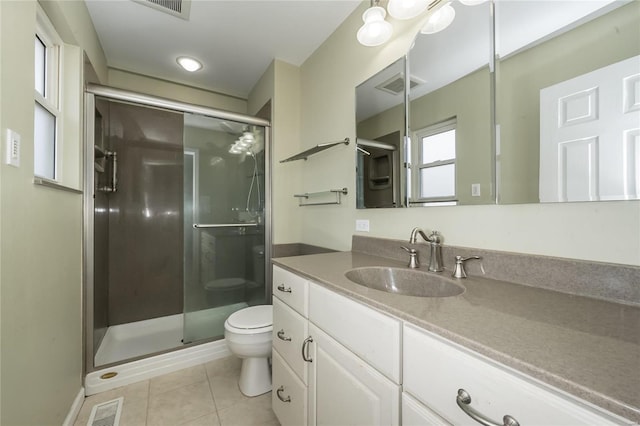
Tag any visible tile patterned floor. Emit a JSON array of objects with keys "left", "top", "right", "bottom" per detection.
[{"left": 74, "top": 356, "right": 280, "bottom": 426}]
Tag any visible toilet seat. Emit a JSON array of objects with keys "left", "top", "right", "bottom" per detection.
[{"left": 225, "top": 305, "right": 272, "bottom": 335}]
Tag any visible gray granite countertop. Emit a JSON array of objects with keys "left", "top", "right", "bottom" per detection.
[{"left": 273, "top": 251, "right": 640, "bottom": 423}]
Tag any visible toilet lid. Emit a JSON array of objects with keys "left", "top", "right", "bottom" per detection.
[
  {"left": 204, "top": 278, "right": 246, "bottom": 290},
  {"left": 226, "top": 305, "right": 272, "bottom": 329}
]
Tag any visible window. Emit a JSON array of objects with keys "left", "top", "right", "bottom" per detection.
[
  {"left": 34, "top": 8, "right": 62, "bottom": 181},
  {"left": 411, "top": 118, "right": 457, "bottom": 203}
]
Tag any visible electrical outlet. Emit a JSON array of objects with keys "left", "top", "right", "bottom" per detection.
[
  {"left": 5, "top": 129, "right": 20, "bottom": 167},
  {"left": 471, "top": 183, "right": 481, "bottom": 197},
  {"left": 355, "top": 219, "right": 370, "bottom": 232}
]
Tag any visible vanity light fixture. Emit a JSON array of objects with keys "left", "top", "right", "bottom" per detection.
[
  {"left": 421, "top": 2, "right": 456, "bottom": 34},
  {"left": 357, "top": 0, "right": 393, "bottom": 47},
  {"left": 176, "top": 56, "right": 203, "bottom": 72},
  {"left": 387, "top": 0, "right": 430, "bottom": 20}
]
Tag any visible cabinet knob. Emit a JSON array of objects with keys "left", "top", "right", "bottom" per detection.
[{"left": 456, "top": 388, "right": 520, "bottom": 426}]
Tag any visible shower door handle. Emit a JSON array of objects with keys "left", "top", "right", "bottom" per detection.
[{"left": 193, "top": 223, "right": 258, "bottom": 228}]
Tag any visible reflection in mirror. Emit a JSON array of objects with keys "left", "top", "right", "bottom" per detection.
[
  {"left": 356, "top": 58, "right": 407, "bottom": 208},
  {"left": 496, "top": 0, "right": 640, "bottom": 204},
  {"left": 408, "top": 0, "right": 495, "bottom": 206}
]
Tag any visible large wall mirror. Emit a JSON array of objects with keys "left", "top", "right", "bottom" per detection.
[
  {"left": 356, "top": 58, "right": 407, "bottom": 208},
  {"left": 355, "top": 0, "right": 639, "bottom": 209},
  {"left": 355, "top": 1, "right": 495, "bottom": 208},
  {"left": 407, "top": 0, "right": 494, "bottom": 206},
  {"left": 496, "top": 0, "right": 640, "bottom": 204}
]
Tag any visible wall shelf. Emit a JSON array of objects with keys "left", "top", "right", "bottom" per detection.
[
  {"left": 280, "top": 138, "right": 350, "bottom": 163},
  {"left": 294, "top": 188, "right": 348, "bottom": 206}
]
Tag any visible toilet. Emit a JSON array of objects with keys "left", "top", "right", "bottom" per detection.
[{"left": 224, "top": 304, "right": 273, "bottom": 396}]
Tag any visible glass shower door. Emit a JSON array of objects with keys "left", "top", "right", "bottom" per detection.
[{"left": 182, "top": 113, "right": 268, "bottom": 344}]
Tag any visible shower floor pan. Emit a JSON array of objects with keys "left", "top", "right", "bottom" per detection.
[
  {"left": 95, "top": 302, "right": 247, "bottom": 366},
  {"left": 88, "top": 303, "right": 247, "bottom": 395}
]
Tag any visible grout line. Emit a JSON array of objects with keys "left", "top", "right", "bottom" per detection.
[{"left": 144, "top": 380, "right": 151, "bottom": 426}]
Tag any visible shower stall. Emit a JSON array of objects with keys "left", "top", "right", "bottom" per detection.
[{"left": 83, "top": 85, "right": 271, "bottom": 376}]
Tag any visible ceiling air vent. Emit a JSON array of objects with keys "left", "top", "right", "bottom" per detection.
[
  {"left": 132, "top": 0, "right": 191, "bottom": 20},
  {"left": 375, "top": 73, "right": 424, "bottom": 95}
]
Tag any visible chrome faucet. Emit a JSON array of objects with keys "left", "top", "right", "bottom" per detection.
[{"left": 409, "top": 227, "right": 444, "bottom": 272}]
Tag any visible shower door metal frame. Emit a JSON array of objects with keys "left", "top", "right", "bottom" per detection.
[{"left": 82, "top": 84, "right": 272, "bottom": 375}]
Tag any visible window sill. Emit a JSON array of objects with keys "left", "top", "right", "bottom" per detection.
[{"left": 33, "top": 177, "right": 82, "bottom": 194}]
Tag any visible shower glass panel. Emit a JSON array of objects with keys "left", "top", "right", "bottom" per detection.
[
  {"left": 182, "top": 114, "right": 267, "bottom": 344},
  {"left": 85, "top": 85, "right": 271, "bottom": 373}
]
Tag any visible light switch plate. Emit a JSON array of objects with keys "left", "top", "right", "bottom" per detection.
[
  {"left": 356, "top": 219, "right": 370, "bottom": 232},
  {"left": 5, "top": 129, "right": 20, "bottom": 167},
  {"left": 471, "top": 183, "right": 481, "bottom": 197}
]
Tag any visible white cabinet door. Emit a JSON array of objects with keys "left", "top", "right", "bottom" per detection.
[
  {"left": 402, "top": 393, "right": 451, "bottom": 426},
  {"left": 309, "top": 282, "right": 401, "bottom": 383},
  {"left": 308, "top": 323, "right": 400, "bottom": 426}
]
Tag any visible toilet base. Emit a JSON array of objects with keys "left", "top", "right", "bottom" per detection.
[{"left": 238, "top": 357, "right": 271, "bottom": 397}]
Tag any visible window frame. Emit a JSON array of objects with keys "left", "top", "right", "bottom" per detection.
[
  {"left": 410, "top": 117, "right": 457, "bottom": 203},
  {"left": 34, "top": 6, "right": 62, "bottom": 181}
]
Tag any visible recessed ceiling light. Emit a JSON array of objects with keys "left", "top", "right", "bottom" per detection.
[{"left": 176, "top": 56, "right": 203, "bottom": 72}]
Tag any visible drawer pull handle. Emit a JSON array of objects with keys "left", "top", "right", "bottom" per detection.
[
  {"left": 302, "top": 336, "right": 314, "bottom": 362},
  {"left": 277, "top": 284, "right": 292, "bottom": 293},
  {"left": 276, "top": 386, "right": 291, "bottom": 403},
  {"left": 277, "top": 329, "right": 292, "bottom": 341},
  {"left": 456, "top": 389, "right": 520, "bottom": 426}
]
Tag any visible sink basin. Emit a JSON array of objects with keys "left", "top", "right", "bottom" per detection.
[{"left": 344, "top": 267, "right": 465, "bottom": 298}]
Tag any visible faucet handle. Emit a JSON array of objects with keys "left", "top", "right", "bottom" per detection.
[
  {"left": 452, "top": 255, "right": 485, "bottom": 278},
  {"left": 428, "top": 230, "right": 443, "bottom": 244},
  {"left": 401, "top": 246, "right": 420, "bottom": 269}
]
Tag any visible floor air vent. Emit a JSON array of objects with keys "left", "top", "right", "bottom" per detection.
[
  {"left": 132, "top": 0, "right": 191, "bottom": 20},
  {"left": 87, "top": 397, "right": 123, "bottom": 426}
]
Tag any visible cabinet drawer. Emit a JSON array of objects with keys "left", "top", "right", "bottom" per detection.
[
  {"left": 272, "top": 350, "right": 308, "bottom": 426},
  {"left": 402, "top": 393, "right": 451, "bottom": 426},
  {"left": 273, "top": 296, "right": 309, "bottom": 384},
  {"left": 273, "top": 265, "right": 309, "bottom": 316},
  {"left": 309, "top": 282, "right": 401, "bottom": 383},
  {"left": 403, "top": 324, "right": 626, "bottom": 426}
]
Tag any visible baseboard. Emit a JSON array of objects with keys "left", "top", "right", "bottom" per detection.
[{"left": 62, "top": 387, "right": 86, "bottom": 426}]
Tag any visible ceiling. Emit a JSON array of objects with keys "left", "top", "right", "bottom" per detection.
[{"left": 84, "top": 0, "right": 361, "bottom": 99}]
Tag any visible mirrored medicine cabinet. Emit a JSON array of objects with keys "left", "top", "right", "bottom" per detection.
[{"left": 355, "top": 0, "right": 640, "bottom": 209}]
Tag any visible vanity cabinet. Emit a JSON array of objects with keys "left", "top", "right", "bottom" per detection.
[
  {"left": 272, "top": 265, "right": 627, "bottom": 426},
  {"left": 403, "top": 324, "right": 625, "bottom": 426},
  {"left": 272, "top": 265, "right": 401, "bottom": 426}
]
